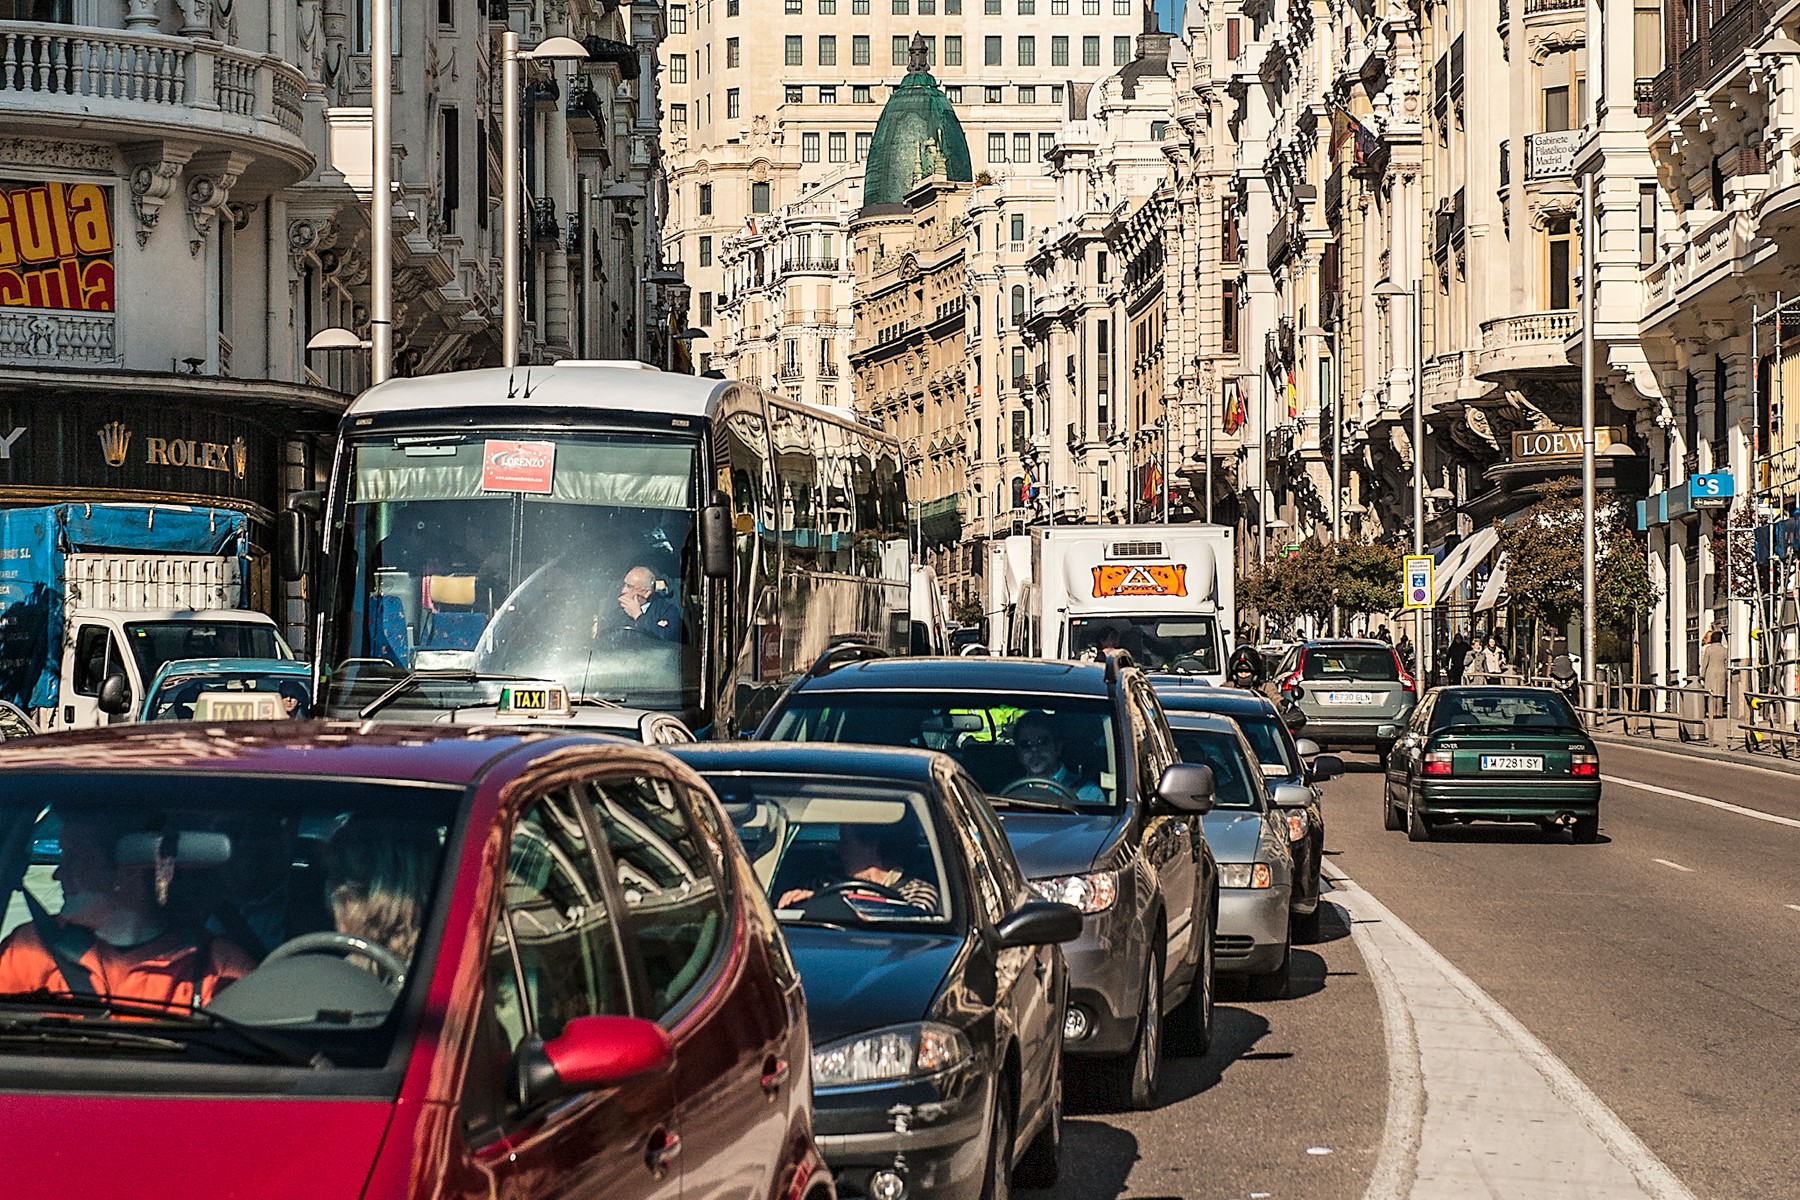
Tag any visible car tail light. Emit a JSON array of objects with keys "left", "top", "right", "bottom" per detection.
[
  {"left": 1280, "top": 664, "right": 1304, "bottom": 693},
  {"left": 1422, "top": 748, "right": 1454, "bottom": 776},
  {"left": 1395, "top": 652, "right": 1416, "bottom": 693},
  {"left": 1570, "top": 753, "right": 1598, "bottom": 778}
]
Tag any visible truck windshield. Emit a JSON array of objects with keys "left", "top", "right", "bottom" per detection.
[
  {"left": 321, "top": 430, "right": 700, "bottom": 719},
  {"left": 1069, "top": 616, "right": 1221, "bottom": 676},
  {"left": 124, "top": 622, "right": 288, "bottom": 683}
]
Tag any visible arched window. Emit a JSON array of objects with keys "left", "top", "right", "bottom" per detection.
[{"left": 1010, "top": 285, "right": 1026, "bottom": 322}]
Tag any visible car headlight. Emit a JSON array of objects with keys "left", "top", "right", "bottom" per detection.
[
  {"left": 1029, "top": 869, "right": 1119, "bottom": 914},
  {"left": 1219, "top": 862, "right": 1274, "bottom": 889},
  {"left": 811, "top": 1022, "right": 972, "bottom": 1089}
]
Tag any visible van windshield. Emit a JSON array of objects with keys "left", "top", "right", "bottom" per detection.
[{"left": 124, "top": 622, "right": 288, "bottom": 682}]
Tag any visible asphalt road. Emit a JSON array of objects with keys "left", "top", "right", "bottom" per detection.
[{"left": 1020, "top": 739, "right": 1800, "bottom": 1199}]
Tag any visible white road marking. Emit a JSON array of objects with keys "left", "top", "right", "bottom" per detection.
[
  {"left": 1597, "top": 738, "right": 1800, "bottom": 779},
  {"left": 1652, "top": 859, "right": 1694, "bottom": 873},
  {"left": 1327, "top": 864, "right": 1697, "bottom": 1200},
  {"left": 1602, "top": 775, "right": 1800, "bottom": 830},
  {"left": 1786, "top": 904, "right": 1800, "bottom": 914}
]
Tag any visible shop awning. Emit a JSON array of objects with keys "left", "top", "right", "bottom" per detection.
[
  {"left": 1474, "top": 559, "right": 1507, "bottom": 612},
  {"left": 1433, "top": 526, "right": 1499, "bottom": 603}
]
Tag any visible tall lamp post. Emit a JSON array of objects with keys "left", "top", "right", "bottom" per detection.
[
  {"left": 1375, "top": 277, "right": 1426, "bottom": 676},
  {"left": 1300, "top": 321, "right": 1337, "bottom": 632},
  {"left": 502, "top": 33, "right": 592, "bottom": 369},
  {"left": 369, "top": 0, "right": 392, "bottom": 382}
]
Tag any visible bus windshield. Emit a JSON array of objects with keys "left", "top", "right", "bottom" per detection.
[{"left": 320, "top": 430, "right": 701, "bottom": 718}]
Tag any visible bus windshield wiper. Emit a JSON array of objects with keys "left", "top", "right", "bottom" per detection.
[
  {"left": 0, "top": 991, "right": 324, "bottom": 1068},
  {"left": 358, "top": 670, "right": 537, "bottom": 720}
]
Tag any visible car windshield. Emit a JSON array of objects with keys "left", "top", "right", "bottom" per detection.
[
  {"left": 766, "top": 692, "right": 1121, "bottom": 811},
  {"left": 1068, "top": 616, "right": 1221, "bottom": 675},
  {"left": 1235, "top": 714, "right": 1300, "bottom": 779},
  {"left": 1302, "top": 646, "right": 1399, "bottom": 682},
  {"left": 1168, "top": 728, "right": 1265, "bottom": 809},
  {"left": 0, "top": 705, "right": 32, "bottom": 740},
  {"left": 703, "top": 775, "right": 953, "bottom": 927},
  {"left": 1431, "top": 690, "right": 1579, "bottom": 731},
  {"left": 321, "top": 430, "right": 701, "bottom": 718},
  {"left": 124, "top": 623, "right": 287, "bottom": 682},
  {"left": 146, "top": 673, "right": 312, "bottom": 721},
  {"left": 0, "top": 776, "right": 455, "bottom": 1081}
]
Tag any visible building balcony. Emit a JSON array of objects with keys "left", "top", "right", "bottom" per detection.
[
  {"left": 0, "top": 21, "right": 311, "bottom": 190},
  {"left": 1520, "top": 0, "right": 1583, "bottom": 16},
  {"left": 1640, "top": 0, "right": 1771, "bottom": 121},
  {"left": 1524, "top": 130, "right": 1580, "bottom": 182},
  {"left": 1475, "top": 309, "right": 1577, "bottom": 379}
]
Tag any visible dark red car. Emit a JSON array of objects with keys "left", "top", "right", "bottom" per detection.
[{"left": 0, "top": 722, "right": 831, "bottom": 1200}]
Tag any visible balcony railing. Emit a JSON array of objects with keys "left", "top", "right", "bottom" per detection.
[
  {"left": 1522, "top": 0, "right": 1582, "bottom": 12},
  {"left": 0, "top": 307, "right": 118, "bottom": 368},
  {"left": 1524, "top": 129, "right": 1580, "bottom": 181},
  {"left": 1480, "top": 309, "right": 1577, "bottom": 351},
  {"left": 1640, "top": 0, "right": 1770, "bottom": 119}
]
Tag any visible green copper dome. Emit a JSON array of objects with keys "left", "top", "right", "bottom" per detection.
[{"left": 861, "top": 34, "right": 973, "bottom": 212}]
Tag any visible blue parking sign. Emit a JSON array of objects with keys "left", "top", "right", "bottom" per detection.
[{"left": 1403, "top": 555, "right": 1433, "bottom": 610}]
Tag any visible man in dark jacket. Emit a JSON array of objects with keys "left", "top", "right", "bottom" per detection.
[
  {"left": 1445, "top": 630, "right": 1471, "bottom": 685},
  {"left": 618, "top": 566, "right": 682, "bottom": 641}
]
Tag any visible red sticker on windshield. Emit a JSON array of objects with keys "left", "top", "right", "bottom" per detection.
[{"left": 481, "top": 439, "right": 556, "bottom": 494}]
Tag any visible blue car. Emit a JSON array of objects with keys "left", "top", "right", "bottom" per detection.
[{"left": 139, "top": 658, "right": 314, "bottom": 721}]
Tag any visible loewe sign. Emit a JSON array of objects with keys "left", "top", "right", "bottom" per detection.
[{"left": 1510, "top": 426, "right": 1626, "bottom": 462}]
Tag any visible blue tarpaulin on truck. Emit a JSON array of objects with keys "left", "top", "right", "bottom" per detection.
[{"left": 0, "top": 504, "right": 250, "bottom": 711}]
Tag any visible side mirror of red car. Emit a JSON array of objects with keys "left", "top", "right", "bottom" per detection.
[{"left": 518, "top": 1015, "right": 673, "bottom": 1106}]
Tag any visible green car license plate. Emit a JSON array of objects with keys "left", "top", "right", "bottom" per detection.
[{"left": 1480, "top": 754, "right": 1543, "bottom": 771}]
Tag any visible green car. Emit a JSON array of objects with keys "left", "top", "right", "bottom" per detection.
[{"left": 1383, "top": 686, "right": 1600, "bottom": 843}]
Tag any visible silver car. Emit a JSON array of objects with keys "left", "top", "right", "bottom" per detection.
[
  {"left": 1167, "top": 712, "right": 1309, "bottom": 1000},
  {"left": 1278, "top": 639, "right": 1417, "bottom": 758}
]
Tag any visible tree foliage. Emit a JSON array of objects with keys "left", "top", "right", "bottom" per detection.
[
  {"left": 1239, "top": 540, "right": 1404, "bottom": 625},
  {"left": 1499, "top": 483, "right": 1659, "bottom": 630}
]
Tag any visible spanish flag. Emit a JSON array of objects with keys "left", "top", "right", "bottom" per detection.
[{"left": 1223, "top": 383, "right": 1246, "bottom": 434}]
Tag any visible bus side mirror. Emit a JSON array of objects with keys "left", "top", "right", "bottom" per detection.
[
  {"left": 279, "top": 508, "right": 312, "bottom": 583},
  {"left": 700, "top": 493, "right": 733, "bottom": 580}
]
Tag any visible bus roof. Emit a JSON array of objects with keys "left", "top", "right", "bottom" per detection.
[{"left": 345, "top": 363, "right": 734, "bottom": 420}]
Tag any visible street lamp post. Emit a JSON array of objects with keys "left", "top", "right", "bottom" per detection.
[
  {"left": 369, "top": 0, "right": 392, "bottom": 383},
  {"left": 1300, "top": 321, "right": 1337, "bottom": 632},
  {"left": 1579, "top": 171, "right": 1597, "bottom": 697},
  {"left": 1376, "top": 277, "right": 1427, "bottom": 677},
  {"left": 501, "top": 33, "right": 591, "bottom": 369}
]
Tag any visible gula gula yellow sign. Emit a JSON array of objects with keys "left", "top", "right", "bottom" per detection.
[{"left": 0, "top": 181, "right": 115, "bottom": 312}]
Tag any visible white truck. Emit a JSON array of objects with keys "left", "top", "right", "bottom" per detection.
[
  {"left": 1001, "top": 523, "right": 1235, "bottom": 682},
  {"left": 0, "top": 504, "right": 291, "bottom": 731}
]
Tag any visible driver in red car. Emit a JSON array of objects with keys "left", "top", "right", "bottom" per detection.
[
  {"left": 1005, "top": 711, "right": 1105, "bottom": 803},
  {"left": 0, "top": 814, "right": 254, "bottom": 1008},
  {"left": 778, "top": 823, "right": 940, "bottom": 913}
]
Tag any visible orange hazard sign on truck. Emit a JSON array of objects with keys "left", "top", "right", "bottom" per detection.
[{"left": 1091, "top": 564, "right": 1187, "bottom": 598}]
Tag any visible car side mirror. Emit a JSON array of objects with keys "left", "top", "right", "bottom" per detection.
[
  {"left": 97, "top": 673, "right": 132, "bottom": 716},
  {"left": 994, "top": 899, "right": 1084, "bottom": 948},
  {"left": 1294, "top": 737, "right": 1321, "bottom": 758},
  {"left": 1287, "top": 683, "right": 1305, "bottom": 700},
  {"left": 1155, "top": 762, "right": 1215, "bottom": 814},
  {"left": 1272, "top": 783, "right": 1313, "bottom": 810},
  {"left": 278, "top": 507, "right": 312, "bottom": 582},
  {"left": 700, "top": 491, "right": 734, "bottom": 580},
  {"left": 517, "top": 1015, "right": 672, "bottom": 1107},
  {"left": 1309, "top": 753, "right": 1345, "bottom": 782}
]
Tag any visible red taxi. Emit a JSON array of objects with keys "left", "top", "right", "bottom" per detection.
[{"left": 0, "top": 723, "right": 830, "bottom": 1200}]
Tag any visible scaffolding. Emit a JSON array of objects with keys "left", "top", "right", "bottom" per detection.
[{"left": 1749, "top": 294, "right": 1800, "bottom": 694}]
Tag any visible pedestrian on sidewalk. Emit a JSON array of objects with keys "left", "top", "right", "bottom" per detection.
[
  {"left": 1446, "top": 630, "right": 1470, "bottom": 686},
  {"left": 1700, "top": 629, "right": 1728, "bottom": 718},
  {"left": 1465, "top": 635, "right": 1490, "bottom": 685}
]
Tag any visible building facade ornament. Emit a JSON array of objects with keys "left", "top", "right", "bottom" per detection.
[
  {"left": 0, "top": 137, "right": 118, "bottom": 174},
  {"left": 185, "top": 153, "right": 251, "bottom": 255},
  {"left": 122, "top": 141, "right": 198, "bottom": 249}
]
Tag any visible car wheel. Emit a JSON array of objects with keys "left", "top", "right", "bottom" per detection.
[
  {"left": 1384, "top": 790, "right": 1405, "bottom": 831},
  {"left": 982, "top": 1075, "right": 1016, "bottom": 1200},
  {"left": 1169, "top": 906, "right": 1215, "bottom": 1056},
  {"left": 1012, "top": 1063, "right": 1061, "bottom": 1188},
  {"left": 1246, "top": 930, "right": 1291, "bottom": 1001},
  {"left": 1107, "top": 956, "right": 1164, "bottom": 1110},
  {"left": 1292, "top": 903, "right": 1322, "bottom": 943},
  {"left": 1571, "top": 813, "right": 1599, "bottom": 844},
  {"left": 1406, "top": 794, "right": 1433, "bottom": 843}
]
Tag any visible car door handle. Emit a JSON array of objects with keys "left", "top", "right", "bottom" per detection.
[
  {"left": 760, "top": 1057, "right": 790, "bottom": 1096},
  {"left": 645, "top": 1128, "right": 681, "bottom": 1178}
]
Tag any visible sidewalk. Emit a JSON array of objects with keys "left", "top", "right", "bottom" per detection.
[{"left": 1588, "top": 720, "right": 1800, "bottom": 775}]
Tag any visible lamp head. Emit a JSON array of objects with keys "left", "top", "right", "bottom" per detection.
[
  {"left": 306, "top": 327, "right": 372, "bottom": 352},
  {"left": 519, "top": 35, "right": 591, "bottom": 61}
]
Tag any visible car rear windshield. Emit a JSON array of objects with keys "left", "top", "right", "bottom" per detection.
[
  {"left": 702, "top": 775, "right": 955, "bottom": 928},
  {"left": 1302, "top": 647, "right": 1399, "bottom": 682},
  {"left": 1167, "top": 728, "right": 1264, "bottom": 810},
  {"left": 765, "top": 692, "right": 1121, "bottom": 810},
  {"left": 1430, "top": 691, "right": 1580, "bottom": 731},
  {"left": 0, "top": 775, "right": 456, "bottom": 1086}
]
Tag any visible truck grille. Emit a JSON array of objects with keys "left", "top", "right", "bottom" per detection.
[
  {"left": 1108, "top": 540, "right": 1165, "bottom": 559},
  {"left": 1214, "top": 933, "right": 1256, "bottom": 957}
]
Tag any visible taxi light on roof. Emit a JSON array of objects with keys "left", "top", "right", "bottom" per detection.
[{"left": 496, "top": 683, "right": 573, "bottom": 719}]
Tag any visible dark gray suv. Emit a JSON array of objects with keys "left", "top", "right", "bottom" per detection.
[{"left": 758, "top": 653, "right": 1219, "bottom": 1110}]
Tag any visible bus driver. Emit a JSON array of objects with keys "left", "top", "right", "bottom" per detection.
[{"left": 617, "top": 566, "right": 681, "bottom": 642}]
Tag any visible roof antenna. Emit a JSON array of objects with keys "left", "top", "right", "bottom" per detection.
[
  {"left": 523, "top": 367, "right": 541, "bottom": 399},
  {"left": 506, "top": 368, "right": 521, "bottom": 400}
]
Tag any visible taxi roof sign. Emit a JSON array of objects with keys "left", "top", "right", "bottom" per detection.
[
  {"left": 193, "top": 692, "right": 287, "bottom": 721},
  {"left": 495, "top": 683, "right": 573, "bottom": 719}
]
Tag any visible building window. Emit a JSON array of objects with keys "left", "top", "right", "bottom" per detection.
[
  {"left": 894, "top": 35, "right": 909, "bottom": 64},
  {"left": 802, "top": 132, "right": 821, "bottom": 162},
  {"left": 985, "top": 35, "right": 1001, "bottom": 65},
  {"left": 853, "top": 0, "right": 868, "bottom": 11},
  {"left": 946, "top": 0, "right": 961, "bottom": 12},
  {"left": 1114, "top": 35, "right": 1131, "bottom": 65},
  {"left": 726, "top": 36, "right": 740, "bottom": 66},
  {"left": 1099, "top": 460, "right": 1110, "bottom": 499},
  {"left": 946, "top": 84, "right": 963, "bottom": 102},
  {"left": 988, "top": 132, "right": 1007, "bottom": 163},
  {"left": 1546, "top": 217, "right": 1573, "bottom": 310},
  {"left": 1221, "top": 280, "right": 1238, "bottom": 352},
  {"left": 1634, "top": 0, "right": 1661, "bottom": 78},
  {"left": 752, "top": 181, "right": 771, "bottom": 212},
  {"left": 668, "top": 53, "right": 688, "bottom": 83},
  {"left": 945, "top": 35, "right": 962, "bottom": 65},
  {"left": 920, "top": 0, "right": 935, "bottom": 12},
  {"left": 1019, "top": 0, "right": 1034, "bottom": 11},
  {"left": 1638, "top": 183, "right": 1658, "bottom": 267},
  {"left": 985, "top": 0, "right": 1001, "bottom": 11},
  {"left": 353, "top": 0, "right": 400, "bottom": 54},
  {"left": 1011, "top": 347, "right": 1027, "bottom": 389},
  {"left": 853, "top": 35, "right": 870, "bottom": 64},
  {"left": 1053, "top": 0, "right": 1068, "bottom": 11},
  {"left": 1083, "top": 0, "right": 1099, "bottom": 13},
  {"left": 819, "top": 34, "right": 836, "bottom": 64},
  {"left": 856, "top": 130, "right": 873, "bottom": 160},
  {"left": 854, "top": 84, "right": 873, "bottom": 102},
  {"left": 728, "top": 0, "right": 740, "bottom": 13},
  {"left": 1017, "top": 35, "right": 1035, "bottom": 65},
  {"left": 1013, "top": 132, "right": 1031, "bottom": 163},
  {"left": 699, "top": 291, "right": 713, "bottom": 324},
  {"left": 921, "top": 35, "right": 936, "bottom": 65},
  {"left": 669, "top": 3, "right": 687, "bottom": 32},
  {"left": 985, "top": 85, "right": 1002, "bottom": 103},
  {"left": 1082, "top": 35, "right": 1100, "bottom": 65},
  {"left": 699, "top": 183, "right": 713, "bottom": 215},
  {"left": 785, "top": 34, "right": 802, "bottom": 65},
  {"left": 785, "top": 84, "right": 804, "bottom": 102},
  {"left": 670, "top": 102, "right": 689, "bottom": 124},
  {"left": 1038, "top": 131, "right": 1055, "bottom": 158},
  {"left": 1150, "top": 119, "right": 1167, "bottom": 139},
  {"left": 821, "top": 0, "right": 836, "bottom": 11},
  {"left": 726, "top": 87, "right": 740, "bottom": 117},
  {"left": 1051, "top": 35, "right": 1068, "bottom": 65},
  {"left": 1096, "top": 250, "right": 1108, "bottom": 283},
  {"left": 829, "top": 131, "right": 848, "bottom": 162},
  {"left": 699, "top": 235, "right": 713, "bottom": 265},
  {"left": 1019, "top": 85, "right": 1036, "bottom": 103},
  {"left": 819, "top": 85, "right": 837, "bottom": 102},
  {"left": 1050, "top": 84, "right": 1062, "bottom": 103},
  {"left": 786, "top": 0, "right": 801, "bottom": 11},
  {"left": 893, "top": 0, "right": 908, "bottom": 11}
]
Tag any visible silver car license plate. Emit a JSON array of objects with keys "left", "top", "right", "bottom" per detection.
[
  {"left": 1324, "top": 691, "right": 1378, "bottom": 705},
  {"left": 1480, "top": 755, "right": 1543, "bottom": 771}
]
